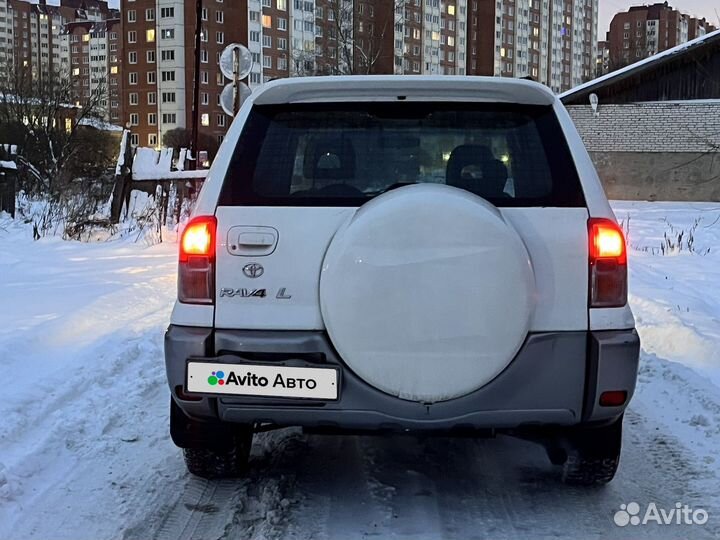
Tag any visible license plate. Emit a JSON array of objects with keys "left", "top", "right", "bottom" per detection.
[{"left": 186, "top": 362, "right": 338, "bottom": 400}]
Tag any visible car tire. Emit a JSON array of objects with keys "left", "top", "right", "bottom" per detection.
[
  {"left": 559, "top": 415, "right": 623, "bottom": 486},
  {"left": 170, "top": 398, "right": 253, "bottom": 479},
  {"left": 183, "top": 432, "right": 253, "bottom": 479}
]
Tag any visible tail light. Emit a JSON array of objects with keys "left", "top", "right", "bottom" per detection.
[
  {"left": 588, "top": 218, "right": 627, "bottom": 308},
  {"left": 179, "top": 216, "right": 217, "bottom": 304}
]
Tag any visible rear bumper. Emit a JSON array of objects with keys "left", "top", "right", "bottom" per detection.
[{"left": 165, "top": 326, "right": 640, "bottom": 431}]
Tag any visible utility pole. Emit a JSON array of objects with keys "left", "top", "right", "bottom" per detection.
[{"left": 190, "top": 0, "right": 202, "bottom": 170}]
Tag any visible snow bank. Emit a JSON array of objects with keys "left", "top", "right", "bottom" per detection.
[
  {"left": 131, "top": 147, "right": 208, "bottom": 181},
  {"left": 615, "top": 201, "right": 720, "bottom": 388}
]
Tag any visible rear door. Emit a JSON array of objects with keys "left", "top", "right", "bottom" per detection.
[{"left": 213, "top": 102, "right": 589, "bottom": 332}]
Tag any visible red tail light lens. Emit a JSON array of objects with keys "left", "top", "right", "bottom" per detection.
[
  {"left": 588, "top": 218, "right": 627, "bottom": 308},
  {"left": 179, "top": 216, "right": 217, "bottom": 304}
]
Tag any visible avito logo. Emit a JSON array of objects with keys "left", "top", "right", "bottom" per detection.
[{"left": 207, "top": 370, "right": 226, "bottom": 386}]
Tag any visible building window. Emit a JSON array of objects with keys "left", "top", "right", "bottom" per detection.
[
  {"left": 201, "top": 113, "right": 210, "bottom": 126},
  {"left": 278, "top": 57, "right": 287, "bottom": 70},
  {"left": 130, "top": 133, "right": 139, "bottom": 146},
  {"left": 216, "top": 10, "right": 224, "bottom": 23},
  {"left": 262, "top": 0, "right": 271, "bottom": 6},
  {"left": 147, "top": 50, "right": 155, "bottom": 63},
  {"left": 217, "top": 114, "right": 226, "bottom": 127},
  {"left": 161, "top": 29, "right": 175, "bottom": 39},
  {"left": 148, "top": 113, "right": 157, "bottom": 125},
  {"left": 128, "top": 51, "right": 137, "bottom": 63},
  {"left": 129, "top": 113, "right": 139, "bottom": 125},
  {"left": 129, "top": 92, "right": 138, "bottom": 105},
  {"left": 162, "top": 113, "right": 177, "bottom": 124},
  {"left": 129, "top": 72, "right": 138, "bottom": 84},
  {"left": 250, "top": 31, "right": 260, "bottom": 42},
  {"left": 201, "top": 7, "right": 208, "bottom": 20},
  {"left": 146, "top": 71, "right": 155, "bottom": 83},
  {"left": 277, "top": 0, "right": 287, "bottom": 9},
  {"left": 216, "top": 31, "right": 224, "bottom": 44},
  {"left": 201, "top": 70, "right": 209, "bottom": 84},
  {"left": 201, "top": 49, "right": 209, "bottom": 63},
  {"left": 162, "top": 70, "right": 175, "bottom": 81},
  {"left": 148, "top": 92, "right": 156, "bottom": 104},
  {"left": 201, "top": 92, "right": 209, "bottom": 105},
  {"left": 262, "top": 54, "right": 272, "bottom": 68},
  {"left": 278, "top": 37, "right": 287, "bottom": 49},
  {"left": 145, "top": 8, "right": 155, "bottom": 21},
  {"left": 161, "top": 49, "right": 175, "bottom": 61},
  {"left": 146, "top": 29, "right": 155, "bottom": 42},
  {"left": 262, "top": 34, "right": 271, "bottom": 48},
  {"left": 161, "top": 7, "right": 174, "bottom": 18},
  {"left": 127, "top": 31, "right": 137, "bottom": 43},
  {"left": 262, "top": 14, "right": 272, "bottom": 28},
  {"left": 162, "top": 92, "right": 176, "bottom": 103},
  {"left": 148, "top": 133, "right": 158, "bottom": 146},
  {"left": 127, "top": 10, "right": 136, "bottom": 22}
]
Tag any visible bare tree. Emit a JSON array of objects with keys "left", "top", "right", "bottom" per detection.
[
  {"left": 0, "top": 63, "right": 111, "bottom": 191},
  {"left": 317, "top": 0, "right": 403, "bottom": 75}
]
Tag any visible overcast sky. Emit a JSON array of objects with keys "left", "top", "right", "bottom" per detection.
[{"left": 52, "top": 0, "right": 720, "bottom": 43}]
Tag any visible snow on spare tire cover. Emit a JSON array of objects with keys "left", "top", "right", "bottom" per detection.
[{"left": 320, "top": 184, "right": 535, "bottom": 403}]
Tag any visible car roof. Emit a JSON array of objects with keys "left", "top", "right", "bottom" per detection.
[{"left": 250, "top": 75, "right": 557, "bottom": 107}]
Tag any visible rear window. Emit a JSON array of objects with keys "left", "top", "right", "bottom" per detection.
[{"left": 219, "top": 102, "right": 585, "bottom": 207}]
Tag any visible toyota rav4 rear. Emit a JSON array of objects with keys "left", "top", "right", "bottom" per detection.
[{"left": 165, "top": 76, "right": 640, "bottom": 485}]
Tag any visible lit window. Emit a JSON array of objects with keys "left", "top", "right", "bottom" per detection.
[
  {"left": 110, "top": 66, "right": 118, "bottom": 74},
  {"left": 82, "top": 34, "right": 90, "bottom": 42},
  {"left": 146, "top": 29, "right": 155, "bottom": 42},
  {"left": 201, "top": 113, "right": 210, "bottom": 126},
  {"left": 262, "top": 15, "right": 272, "bottom": 28},
  {"left": 447, "top": 4, "right": 455, "bottom": 14}
]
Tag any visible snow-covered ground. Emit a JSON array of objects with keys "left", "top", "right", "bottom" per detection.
[{"left": 1, "top": 202, "right": 719, "bottom": 540}]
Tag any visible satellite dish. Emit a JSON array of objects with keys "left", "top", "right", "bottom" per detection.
[
  {"left": 219, "top": 43, "right": 253, "bottom": 81},
  {"left": 221, "top": 82, "right": 252, "bottom": 116}
]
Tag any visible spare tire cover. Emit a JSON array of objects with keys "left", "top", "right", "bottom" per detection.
[{"left": 320, "top": 184, "right": 535, "bottom": 403}]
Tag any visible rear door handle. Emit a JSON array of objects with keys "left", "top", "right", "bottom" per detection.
[
  {"left": 227, "top": 226, "right": 279, "bottom": 256},
  {"left": 238, "top": 232, "right": 275, "bottom": 246}
]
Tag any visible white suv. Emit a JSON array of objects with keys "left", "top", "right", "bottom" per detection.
[{"left": 165, "top": 76, "right": 640, "bottom": 485}]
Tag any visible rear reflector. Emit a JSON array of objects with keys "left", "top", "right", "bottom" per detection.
[
  {"left": 179, "top": 216, "right": 217, "bottom": 304},
  {"left": 588, "top": 218, "right": 627, "bottom": 308},
  {"left": 599, "top": 390, "right": 628, "bottom": 407}
]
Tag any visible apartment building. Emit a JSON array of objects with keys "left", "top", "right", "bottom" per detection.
[
  {"left": 61, "top": 16, "right": 122, "bottom": 121},
  {"left": 0, "top": 0, "right": 13, "bottom": 80},
  {"left": 605, "top": 3, "right": 716, "bottom": 71},
  {"left": 245, "top": 0, "right": 594, "bottom": 92},
  {"left": 120, "top": 0, "right": 246, "bottom": 148},
  {"left": 466, "top": 0, "right": 598, "bottom": 92}
]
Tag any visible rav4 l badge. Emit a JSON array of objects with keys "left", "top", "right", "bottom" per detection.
[
  {"left": 220, "top": 287, "right": 292, "bottom": 299},
  {"left": 242, "top": 263, "right": 264, "bottom": 278}
]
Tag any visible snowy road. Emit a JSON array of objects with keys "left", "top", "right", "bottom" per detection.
[{"left": 1, "top": 202, "right": 720, "bottom": 540}]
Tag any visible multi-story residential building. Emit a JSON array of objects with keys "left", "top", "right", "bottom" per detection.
[
  {"left": 60, "top": 16, "right": 121, "bottom": 121},
  {"left": 0, "top": 0, "right": 13, "bottom": 81},
  {"left": 120, "top": 0, "right": 246, "bottom": 148},
  {"left": 247, "top": 0, "right": 595, "bottom": 91},
  {"left": 688, "top": 17, "right": 716, "bottom": 41},
  {"left": 466, "top": 0, "right": 598, "bottom": 92},
  {"left": 595, "top": 38, "right": 609, "bottom": 77},
  {"left": 4, "top": 0, "right": 113, "bottom": 79},
  {"left": 605, "top": 3, "right": 716, "bottom": 71}
]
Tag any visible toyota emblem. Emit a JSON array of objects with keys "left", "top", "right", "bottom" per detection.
[{"left": 243, "top": 263, "right": 264, "bottom": 278}]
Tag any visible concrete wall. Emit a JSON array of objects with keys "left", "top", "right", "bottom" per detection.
[
  {"left": 589, "top": 151, "right": 720, "bottom": 201},
  {"left": 566, "top": 102, "right": 720, "bottom": 201}
]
